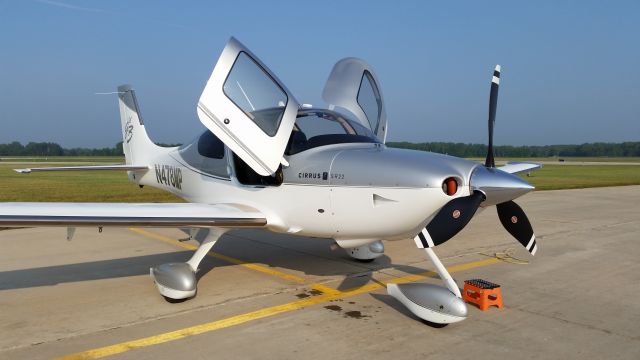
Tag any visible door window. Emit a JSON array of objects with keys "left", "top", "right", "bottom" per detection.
[
  {"left": 357, "top": 71, "right": 382, "bottom": 133},
  {"left": 223, "top": 52, "right": 288, "bottom": 136}
]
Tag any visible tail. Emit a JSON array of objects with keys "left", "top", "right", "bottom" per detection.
[{"left": 117, "top": 85, "right": 163, "bottom": 165}]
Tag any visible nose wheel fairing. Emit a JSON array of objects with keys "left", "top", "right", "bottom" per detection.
[
  {"left": 387, "top": 248, "right": 467, "bottom": 324},
  {"left": 388, "top": 283, "right": 467, "bottom": 324}
]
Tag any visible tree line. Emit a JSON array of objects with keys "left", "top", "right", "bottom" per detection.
[
  {"left": 386, "top": 141, "right": 640, "bottom": 157},
  {"left": 0, "top": 141, "right": 181, "bottom": 157},
  {"left": 0, "top": 140, "right": 638, "bottom": 158}
]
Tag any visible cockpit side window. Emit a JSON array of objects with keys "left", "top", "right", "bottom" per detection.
[
  {"left": 178, "top": 130, "right": 229, "bottom": 178},
  {"left": 197, "top": 130, "right": 225, "bottom": 159}
]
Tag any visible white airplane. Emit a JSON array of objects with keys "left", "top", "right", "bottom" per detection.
[{"left": 1, "top": 38, "right": 540, "bottom": 324}]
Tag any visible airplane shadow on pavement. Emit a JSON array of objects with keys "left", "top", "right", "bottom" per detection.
[{"left": 0, "top": 228, "right": 430, "bottom": 292}]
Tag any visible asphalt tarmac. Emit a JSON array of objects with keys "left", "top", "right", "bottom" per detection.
[{"left": 1, "top": 186, "right": 639, "bottom": 359}]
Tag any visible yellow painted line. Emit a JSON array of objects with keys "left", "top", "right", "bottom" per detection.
[
  {"left": 55, "top": 257, "right": 501, "bottom": 360},
  {"left": 129, "top": 228, "right": 307, "bottom": 284}
]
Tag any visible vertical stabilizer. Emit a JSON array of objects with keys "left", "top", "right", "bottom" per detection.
[{"left": 117, "top": 85, "right": 161, "bottom": 165}]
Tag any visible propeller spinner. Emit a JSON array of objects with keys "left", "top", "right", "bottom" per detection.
[{"left": 414, "top": 65, "right": 538, "bottom": 256}]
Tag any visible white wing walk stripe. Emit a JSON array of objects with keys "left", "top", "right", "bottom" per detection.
[
  {"left": 413, "top": 235, "right": 424, "bottom": 248},
  {"left": 492, "top": 76, "right": 500, "bottom": 85},
  {"left": 531, "top": 243, "right": 538, "bottom": 256},
  {"left": 525, "top": 234, "right": 536, "bottom": 251}
]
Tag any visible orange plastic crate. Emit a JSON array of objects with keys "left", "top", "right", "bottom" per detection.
[{"left": 463, "top": 279, "right": 503, "bottom": 311}]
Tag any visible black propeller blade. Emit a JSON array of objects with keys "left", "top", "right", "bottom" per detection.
[
  {"left": 497, "top": 200, "right": 537, "bottom": 255},
  {"left": 485, "top": 65, "right": 500, "bottom": 168},
  {"left": 414, "top": 191, "right": 485, "bottom": 249}
]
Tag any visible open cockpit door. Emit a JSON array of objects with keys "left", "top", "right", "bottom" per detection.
[
  {"left": 197, "top": 37, "right": 299, "bottom": 176},
  {"left": 322, "top": 58, "right": 387, "bottom": 142}
]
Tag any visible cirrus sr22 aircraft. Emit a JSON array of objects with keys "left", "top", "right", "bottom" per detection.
[{"left": 1, "top": 38, "right": 541, "bottom": 325}]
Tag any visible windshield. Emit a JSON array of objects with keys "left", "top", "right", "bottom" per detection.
[{"left": 285, "top": 109, "right": 380, "bottom": 155}]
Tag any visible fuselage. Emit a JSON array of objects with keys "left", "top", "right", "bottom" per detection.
[{"left": 134, "top": 125, "right": 481, "bottom": 247}]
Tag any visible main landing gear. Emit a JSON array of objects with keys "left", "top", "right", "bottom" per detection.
[{"left": 150, "top": 228, "right": 227, "bottom": 300}]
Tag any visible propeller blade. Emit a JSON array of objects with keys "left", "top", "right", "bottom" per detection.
[
  {"left": 485, "top": 64, "right": 500, "bottom": 168},
  {"left": 414, "top": 191, "right": 485, "bottom": 249},
  {"left": 496, "top": 200, "right": 538, "bottom": 255}
]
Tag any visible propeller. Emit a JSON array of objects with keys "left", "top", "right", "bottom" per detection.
[{"left": 414, "top": 65, "right": 538, "bottom": 256}]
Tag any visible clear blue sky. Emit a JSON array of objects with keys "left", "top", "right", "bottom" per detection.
[{"left": 1, "top": 0, "right": 638, "bottom": 148}]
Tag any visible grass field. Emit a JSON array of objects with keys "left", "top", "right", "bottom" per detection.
[
  {"left": 0, "top": 164, "right": 181, "bottom": 202},
  {"left": 518, "top": 165, "right": 640, "bottom": 190},
  {"left": 1, "top": 157, "right": 639, "bottom": 202}
]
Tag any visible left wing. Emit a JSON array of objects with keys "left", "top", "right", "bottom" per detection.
[
  {"left": 498, "top": 162, "right": 542, "bottom": 175},
  {"left": 0, "top": 203, "right": 266, "bottom": 227}
]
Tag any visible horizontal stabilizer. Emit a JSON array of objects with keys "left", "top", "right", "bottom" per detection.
[
  {"left": 497, "top": 162, "right": 542, "bottom": 175},
  {"left": 14, "top": 165, "right": 149, "bottom": 174}
]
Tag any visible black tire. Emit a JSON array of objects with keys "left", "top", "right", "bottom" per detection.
[{"left": 163, "top": 296, "right": 189, "bottom": 304}]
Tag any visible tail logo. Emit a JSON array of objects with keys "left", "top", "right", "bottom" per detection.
[{"left": 124, "top": 117, "right": 134, "bottom": 143}]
